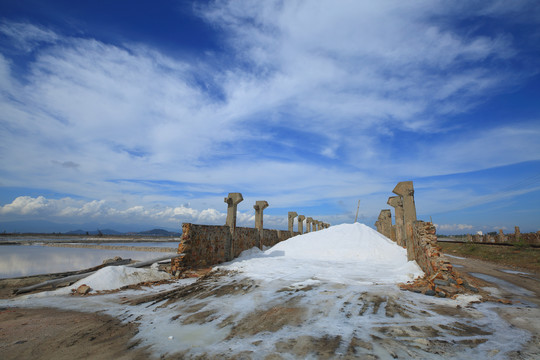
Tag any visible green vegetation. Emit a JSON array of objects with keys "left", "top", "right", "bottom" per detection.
[{"left": 439, "top": 242, "right": 540, "bottom": 272}]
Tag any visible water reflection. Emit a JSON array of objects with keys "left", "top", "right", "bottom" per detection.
[
  {"left": 0, "top": 245, "right": 176, "bottom": 279},
  {"left": 84, "top": 242, "right": 179, "bottom": 248}
]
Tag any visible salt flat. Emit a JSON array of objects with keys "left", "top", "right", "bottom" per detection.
[{"left": 2, "top": 223, "right": 538, "bottom": 359}]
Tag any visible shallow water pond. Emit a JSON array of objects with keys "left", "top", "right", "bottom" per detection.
[{"left": 0, "top": 245, "right": 176, "bottom": 279}]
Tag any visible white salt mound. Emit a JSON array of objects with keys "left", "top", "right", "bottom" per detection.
[
  {"left": 270, "top": 222, "right": 407, "bottom": 262},
  {"left": 70, "top": 265, "right": 171, "bottom": 292},
  {"left": 222, "top": 222, "right": 423, "bottom": 285}
]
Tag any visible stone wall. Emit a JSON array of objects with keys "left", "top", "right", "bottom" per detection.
[
  {"left": 171, "top": 223, "right": 298, "bottom": 273},
  {"left": 399, "top": 220, "right": 481, "bottom": 297},
  {"left": 462, "top": 231, "right": 540, "bottom": 246},
  {"left": 233, "top": 227, "right": 259, "bottom": 258},
  {"left": 411, "top": 221, "right": 452, "bottom": 277}
]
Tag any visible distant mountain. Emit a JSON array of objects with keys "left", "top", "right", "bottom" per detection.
[
  {"left": 0, "top": 219, "right": 181, "bottom": 235},
  {"left": 132, "top": 228, "right": 181, "bottom": 236},
  {"left": 65, "top": 229, "right": 123, "bottom": 235},
  {"left": 64, "top": 228, "right": 181, "bottom": 236}
]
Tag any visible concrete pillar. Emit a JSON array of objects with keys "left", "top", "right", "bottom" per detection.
[
  {"left": 496, "top": 229, "right": 506, "bottom": 243},
  {"left": 253, "top": 200, "right": 269, "bottom": 249},
  {"left": 392, "top": 181, "right": 417, "bottom": 261},
  {"left": 387, "top": 196, "right": 405, "bottom": 247},
  {"left": 306, "top": 217, "right": 313, "bottom": 233},
  {"left": 375, "top": 220, "right": 381, "bottom": 233},
  {"left": 314, "top": 220, "right": 320, "bottom": 231},
  {"left": 288, "top": 212, "right": 298, "bottom": 235},
  {"left": 224, "top": 193, "right": 243, "bottom": 234},
  {"left": 297, "top": 215, "right": 305, "bottom": 234},
  {"left": 515, "top": 226, "right": 521, "bottom": 242},
  {"left": 224, "top": 192, "right": 243, "bottom": 261},
  {"left": 378, "top": 210, "right": 392, "bottom": 239}
]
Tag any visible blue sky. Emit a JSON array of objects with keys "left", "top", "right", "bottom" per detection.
[{"left": 1, "top": 0, "right": 539, "bottom": 234}]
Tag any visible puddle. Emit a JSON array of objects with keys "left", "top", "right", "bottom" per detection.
[
  {"left": 444, "top": 254, "right": 466, "bottom": 260},
  {"left": 499, "top": 269, "right": 532, "bottom": 276},
  {"left": 453, "top": 264, "right": 464, "bottom": 268},
  {"left": 469, "top": 273, "right": 535, "bottom": 297}
]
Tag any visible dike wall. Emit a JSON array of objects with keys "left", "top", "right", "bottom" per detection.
[
  {"left": 171, "top": 223, "right": 298, "bottom": 274},
  {"left": 411, "top": 221, "right": 453, "bottom": 277},
  {"left": 465, "top": 231, "right": 540, "bottom": 246}
]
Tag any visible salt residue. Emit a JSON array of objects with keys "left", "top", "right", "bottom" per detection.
[
  {"left": 220, "top": 223, "right": 423, "bottom": 284},
  {"left": 70, "top": 266, "right": 171, "bottom": 292}
]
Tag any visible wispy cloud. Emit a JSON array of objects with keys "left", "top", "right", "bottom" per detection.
[
  {"left": 0, "top": 1, "right": 539, "bottom": 231},
  {"left": 435, "top": 223, "right": 474, "bottom": 232}
]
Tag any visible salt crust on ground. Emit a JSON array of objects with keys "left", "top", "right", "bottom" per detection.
[
  {"left": 2, "top": 223, "right": 534, "bottom": 359},
  {"left": 20, "top": 266, "right": 171, "bottom": 298}
]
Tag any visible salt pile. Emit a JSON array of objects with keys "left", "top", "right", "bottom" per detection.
[
  {"left": 68, "top": 266, "right": 171, "bottom": 292},
  {"left": 220, "top": 222, "right": 423, "bottom": 285}
]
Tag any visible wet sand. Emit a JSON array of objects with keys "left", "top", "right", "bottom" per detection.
[{"left": 0, "top": 307, "right": 151, "bottom": 360}]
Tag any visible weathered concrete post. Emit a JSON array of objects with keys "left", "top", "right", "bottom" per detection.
[
  {"left": 224, "top": 193, "right": 243, "bottom": 233},
  {"left": 306, "top": 217, "right": 313, "bottom": 233},
  {"left": 253, "top": 200, "right": 269, "bottom": 249},
  {"left": 392, "top": 181, "right": 417, "bottom": 261},
  {"left": 288, "top": 212, "right": 298, "bottom": 235},
  {"left": 374, "top": 220, "right": 381, "bottom": 233},
  {"left": 515, "top": 226, "right": 521, "bottom": 242},
  {"left": 378, "top": 210, "right": 392, "bottom": 239},
  {"left": 224, "top": 192, "right": 243, "bottom": 260},
  {"left": 297, "top": 215, "right": 305, "bottom": 234},
  {"left": 497, "top": 229, "right": 506, "bottom": 243},
  {"left": 387, "top": 196, "right": 405, "bottom": 247}
]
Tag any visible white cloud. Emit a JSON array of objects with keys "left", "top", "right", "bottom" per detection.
[
  {"left": 435, "top": 223, "right": 474, "bottom": 231},
  {"left": 0, "top": 2, "right": 538, "bottom": 230},
  {"left": 0, "top": 21, "right": 59, "bottom": 52},
  {"left": 0, "top": 196, "right": 226, "bottom": 227}
]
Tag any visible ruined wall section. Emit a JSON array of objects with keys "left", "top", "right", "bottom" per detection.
[
  {"left": 233, "top": 227, "right": 259, "bottom": 258},
  {"left": 411, "top": 221, "right": 453, "bottom": 277},
  {"left": 400, "top": 220, "right": 481, "bottom": 298},
  {"left": 172, "top": 223, "right": 298, "bottom": 273},
  {"left": 175, "top": 223, "right": 231, "bottom": 270},
  {"left": 468, "top": 232, "right": 540, "bottom": 246}
]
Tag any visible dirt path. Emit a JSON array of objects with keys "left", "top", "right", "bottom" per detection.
[
  {"left": 0, "top": 307, "right": 151, "bottom": 360},
  {"left": 444, "top": 253, "right": 540, "bottom": 306}
]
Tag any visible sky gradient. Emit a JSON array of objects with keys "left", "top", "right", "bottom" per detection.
[{"left": 1, "top": 0, "right": 539, "bottom": 234}]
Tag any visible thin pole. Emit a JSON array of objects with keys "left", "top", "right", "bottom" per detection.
[{"left": 354, "top": 200, "right": 361, "bottom": 223}]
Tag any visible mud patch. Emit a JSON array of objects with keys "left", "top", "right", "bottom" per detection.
[
  {"left": 274, "top": 335, "right": 342, "bottom": 359},
  {"left": 228, "top": 306, "right": 307, "bottom": 338},
  {"left": 181, "top": 309, "right": 219, "bottom": 325}
]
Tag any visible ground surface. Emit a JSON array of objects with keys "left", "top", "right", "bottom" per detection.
[
  {"left": 439, "top": 242, "right": 540, "bottom": 273},
  {"left": 0, "top": 307, "right": 150, "bottom": 360},
  {"left": 0, "top": 253, "right": 539, "bottom": 359}
]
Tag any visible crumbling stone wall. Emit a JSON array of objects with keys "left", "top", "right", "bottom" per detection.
[
  {"left": 233, "top": 227, "right": 259, "bottom": 258},
  {"left": 463, "top": 231, "right": 540, "bottom": 246},
  {"left": 171, "top": 223, "right": 298, "bottom": 273},
  {"left": 411, "top": 221, "right": 452, "bottom": 277},
  {"left": 503, "top": 232, "right": 540, "bottom": 245},
  {"left": 400, "top": 220, "right": 479, "bottom": 297},
  {"left": 174, "top": 223, "right": 230, "bottom": 270}
]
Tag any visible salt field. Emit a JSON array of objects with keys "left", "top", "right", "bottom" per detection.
[{"left": 0, "top": 244, "right": 177, "bottom": 279}]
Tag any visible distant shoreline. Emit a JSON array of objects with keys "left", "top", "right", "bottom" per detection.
[{"left": 0, "top": 234, "right": 181, "bottom": 244}]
